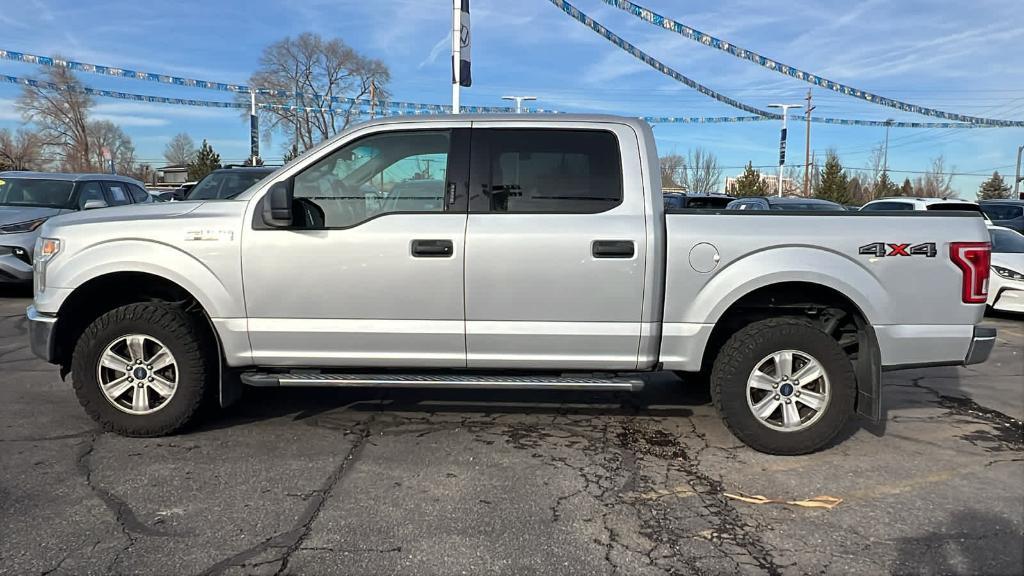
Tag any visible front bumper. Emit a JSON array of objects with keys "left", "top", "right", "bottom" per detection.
[
  {"left": 27, "top": 305, "right": 58, "bottom": 364},
  {"left": 0, "top": 251, "right": 33, "bottom": 283},
  {"left": 964, "top": 326, "right": 996, "bottom": 366}
]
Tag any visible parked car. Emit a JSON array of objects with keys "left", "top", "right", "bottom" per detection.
[
  {"left": 980, "top": 199, "right": 1024, "bottom": 233},
  {"left": 663, "top": 193, "right": 734, "bottom": 210},
  {"left": 725, "top": 196, "right": 846, "bottom": 211},
  {"left": 27, "top": 114, "right": 995, "bottom": 455},
  {"left": 988, "top": 225, "right": 1024, "bottom": 313},
  {"left": 861, "top": 197, "right": 984, "bottom": 213},
  {"left": 187, "top": 167, "right": 276, "bottom": 200},
  {"left": 0, "top": 172, "right": 150, "bottom": 284},
  {"left": 152, "top": 182, "right": 198, "bottom": 202}
]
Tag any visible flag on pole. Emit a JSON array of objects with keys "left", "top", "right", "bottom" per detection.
[{"left": 453, "top": 0, "right": 471, "bottom": 87}]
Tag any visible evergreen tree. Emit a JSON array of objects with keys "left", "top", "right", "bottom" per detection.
[
  {"left": 814, "top": 150, "right": 850, "bottom": 204},
  {"left": 187, "top": 139, "right": 221, "bottom": 181},
  {"left": 728, "top": 162, "right": 770, "bottom": 197},
  {"left": 873, "top": 170, "right": 899, "bottom": 199},
  {"left": 900, "top": 178, "right": 914, "bottom": 197},
  {"left": 977, "top": 171, "right": 1011, "bottom": 200},
  {"left": 282, "top": 143, "right": 300, "bottom": 163}
]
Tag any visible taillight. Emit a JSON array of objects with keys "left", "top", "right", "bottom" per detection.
[{"left": 949, "top": 242, "right": 991, "bottom": 304}]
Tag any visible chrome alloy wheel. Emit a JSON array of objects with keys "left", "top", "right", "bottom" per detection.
[
  {"left": 746, "top": 349, "right": 830, "bottom": 432},
  {"left": 96, "top": 334, "right": 178, "bottom": 415}
]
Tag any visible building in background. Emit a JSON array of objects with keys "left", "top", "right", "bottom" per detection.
[
  {"left": 724, "top": 172, "right": 803, "bottom": 196},
  {"left": 157, "top": 165, "right": 189, "bottom": 185}
]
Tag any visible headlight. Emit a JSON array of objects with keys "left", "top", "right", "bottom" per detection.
[
  {"left": 32, "top": 238, "right": 61, "bottom": 294},
  {"left": 34, "top": 238, "right": 61, "bottom": 264},
  {"left": 992, "top": 265, "right": 1024, "bottom": 281},
  {"left": 0, "top": 217, "right": 48, "bottom": 234}
]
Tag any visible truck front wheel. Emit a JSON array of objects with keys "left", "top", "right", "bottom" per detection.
[
  {"left": 71, "top": 303, "right": 215, "bottom": 436},
  {"left": 711, "top": 317, "right": 855, "bottom": 455}
]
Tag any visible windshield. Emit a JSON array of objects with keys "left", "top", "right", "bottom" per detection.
[
  {"left": 0, "top": 177, "right": 75, "bottom": 209},
  {"left": 187, "top": 171, "right": 271, "bottom": 200},
  {"left": 990, "top": 228, "right": 1024, "bottom": 253}
]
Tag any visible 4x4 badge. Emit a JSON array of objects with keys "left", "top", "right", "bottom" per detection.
[{"left": 858, "top": 242, "right": 937, "bottom": 258}]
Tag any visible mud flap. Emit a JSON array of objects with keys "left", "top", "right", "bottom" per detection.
[
  {"left": 201, "top": 312, "right": 242, "bottom": 408},
  {"left": 854, "top": 322, "right": 882, "bottom": 423}
]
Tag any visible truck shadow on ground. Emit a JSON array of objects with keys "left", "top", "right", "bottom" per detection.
[
  {"left": 892, "top": 509, "right": 1024, "bottom": 576},
  {"left": 199, "top": 375, "right": 705, "bottom": 433}
]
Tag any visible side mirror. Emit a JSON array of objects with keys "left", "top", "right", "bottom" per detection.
[
  {"left": 262, "top": 180, "right": 293, "bottom": 227},
  {"left": 82, "top": 199, "right": 108, "bottom": 210}
]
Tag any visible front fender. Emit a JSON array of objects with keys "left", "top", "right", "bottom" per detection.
[{"left": 47, "top": 238, "right": 243, "bottom": 319}]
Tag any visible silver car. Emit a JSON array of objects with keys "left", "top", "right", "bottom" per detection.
[{"left": 0, "top": 172, "right": 151, "bottom": 283}]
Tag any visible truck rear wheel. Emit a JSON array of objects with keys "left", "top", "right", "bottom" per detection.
[
  {"left": 711, "top": 317, "right": 855, "bottom": 455},
  {"left": 71, "top": 303, "right": 215, "bottom": 436}
]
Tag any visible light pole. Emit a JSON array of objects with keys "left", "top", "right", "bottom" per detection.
[
  {"left": 768, "top": 103, "right": 802, "bottom": 197},
  {"left": 502, "top": 95, "right": 537, "bottom": 114},
  {"left": 1015, "top": 144, "right": 1023, "bottom": 199},
  {"left": 882, "top": 118, "right": 894, "bottom": 174}
]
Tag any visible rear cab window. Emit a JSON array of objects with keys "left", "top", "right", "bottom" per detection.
[
  {"left": 469, "top": 129, "right": 622, "bottom": 213},
  {"left": 128, "top": 183, "right": 150, "bottom": 203}
]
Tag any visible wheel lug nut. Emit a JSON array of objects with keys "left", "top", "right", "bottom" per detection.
[
  {"left": 795, "top": 391, "right": 801, "bottom": 397},
  {"left": 785, "top": 399, "right": 792, "bottom": 404},
  {"left": 772, "top": 383, "right": 778, "bottom": 389},
  {"left": 773, "top": 394, "right": 780, "bottom": 400},
  {"left": 146, "top": 365, "right": 152, "bottom": 370},
  {"left": 128, "top": 377, "right": 133, "bottom": 382}
]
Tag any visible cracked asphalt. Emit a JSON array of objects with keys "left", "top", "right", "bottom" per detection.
[{"left": 1, "top": 289, "right": 1022, "bottom": 576}]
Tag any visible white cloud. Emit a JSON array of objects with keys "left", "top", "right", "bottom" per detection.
[
  {"left": 90, "top": 113, "right": 169, "bottom": 127},
  {"left": 0, "top": 99, "right": 25, "bottom": 122}
]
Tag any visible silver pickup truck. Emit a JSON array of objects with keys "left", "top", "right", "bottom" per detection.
[{"left": 26, "top": 114, "right": 995, "bottom": 454}]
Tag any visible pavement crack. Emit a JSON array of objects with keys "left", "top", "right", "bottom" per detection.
[
  {"left": 908, "top": 377, "right": 1023, "bottom": 452},
  {"left": 198, "top": 418, "right": 375, "bottom": 576}
]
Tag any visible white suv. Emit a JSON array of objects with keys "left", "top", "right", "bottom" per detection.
[{"left": 861, "top": 197, "right": 985, "bottom": 213}]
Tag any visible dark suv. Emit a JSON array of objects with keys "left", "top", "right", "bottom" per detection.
[
  {"left": 980, "top": 199, "right": 1024, "bottom": 233},
  {"left": 186, "top": 167, "right": 276, "bottom": 201}
]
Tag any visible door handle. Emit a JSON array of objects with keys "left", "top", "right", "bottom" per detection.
[
  {"left": 411, "top": 239, "right": 454, "bottom": 258},
  {"left": 592, "top": 240, "right": 635, "bottom": 259}
]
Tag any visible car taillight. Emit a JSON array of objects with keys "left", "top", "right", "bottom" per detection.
[{"left": 950, "top": 242, "right": 991, "bottom": 304}]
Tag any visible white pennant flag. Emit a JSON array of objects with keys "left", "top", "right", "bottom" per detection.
[{"left": 453, "top": 0, "right": 471, "bottom": 87}]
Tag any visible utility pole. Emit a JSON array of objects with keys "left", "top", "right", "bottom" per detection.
[
  {"left": 768, "top": 103, "right": 802, "bottom": 197},
  {"left": 803, "top": 89, "right": 815, "bottom": 197},
  {"left": 502, "top": 95, "right": 537, "bottom": 114},
  {"left": 1015, "top": 144, "right": 1023, "bottom": 199},
  {"left": 882, "top": 118, "right": 894, "bottom": 175}
]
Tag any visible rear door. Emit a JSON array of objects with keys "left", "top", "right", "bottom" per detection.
[{"left": 463, "top": 123, "right": 648, "bottom": 369}]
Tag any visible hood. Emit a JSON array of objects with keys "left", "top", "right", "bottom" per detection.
[
  {"left": 0, "top": 205, "right": 65, "bottom": 227},
  {"left": 44, "top": 201, "right": 204, "bottom": 231},
  {"left": 991, "top": 252, "right": 1024, "bottom": 273}
]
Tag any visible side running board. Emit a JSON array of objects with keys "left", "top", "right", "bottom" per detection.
[{"left": 240, "top": 372, "right": 644, "bottom": 392}]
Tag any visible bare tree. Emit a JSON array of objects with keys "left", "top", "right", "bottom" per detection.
[
  {"left": 659, "top": 153, "right": 685, "bottom": 189},
  {"left": 0, "top": 127, "right": 48, "bottom": 171},
  {"left": 865, "top": 144, "right": 885, "bottom": 184},
  {"left": 87, "top": 120, "right": 137, "bottom": 174},
  {"left": 163, "top": 132, "right": 196, "bottom": 166},
  {"left": 913, "top": 155, "right": 956, "bottom": 198},
  {"left": 246, "top": 33, "right": 391, "bottom": 152},
  {"left": 679, "top": 147, "right": 723, "bottom": 194},
  {"left": 16, "top": 64, "right": 93, "bottom": 171}
]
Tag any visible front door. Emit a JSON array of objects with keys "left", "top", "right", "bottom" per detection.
[
  {"left": 242, "top": 126, "right": 471, "bottom": 367},
  {"left": 463, "top": 124, "right": 648, "bottom": 370}
]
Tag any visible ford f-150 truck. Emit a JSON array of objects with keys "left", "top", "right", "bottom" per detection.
[{"left": 26, "top": 115, "right": 995, "bottom": 454}]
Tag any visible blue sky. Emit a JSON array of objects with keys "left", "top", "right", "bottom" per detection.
[{"left": 1, "top": 0, "right": 1022, "bottom": 195}]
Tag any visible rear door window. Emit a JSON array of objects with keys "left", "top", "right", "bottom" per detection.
[
  {"left": 982, "top": 205, "right": 1023, "bottom": 220},
  {"left": 103, "top": 182, "right": 132, "bottom": 206},
  {"left": 470, "top": 129, "right": 622, "bottom": 214}
]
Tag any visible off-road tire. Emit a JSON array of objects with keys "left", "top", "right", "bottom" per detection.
[
  {"left": 711, "top": 317, "right": 856, "bottom": 455},
  {"left": 71, "top": 302, "right": 215, "bottom": 436}
]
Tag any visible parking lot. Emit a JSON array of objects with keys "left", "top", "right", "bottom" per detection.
[{"left": 0, "top": 288, "right": 1021, "bottom": 576}]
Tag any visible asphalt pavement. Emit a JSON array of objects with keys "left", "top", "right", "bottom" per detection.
[{"left": 1, "top": 287, "right": 1021, "bottom": 576}]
